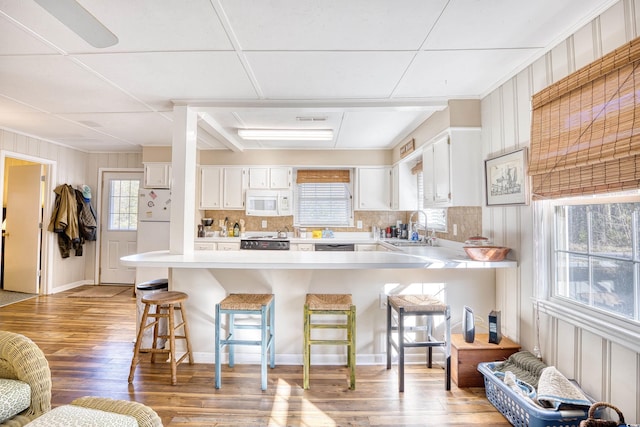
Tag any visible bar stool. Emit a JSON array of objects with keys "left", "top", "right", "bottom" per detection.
[
  {"left": 129, "top": 291, "right": 193, "bottom": 385},
  {"left": 303, "top": 293, "right": 356, "bottom": 390},
  {"left": 215, "top": 293, "right": 275, "bottom": 390},
  {"left": 386, "top": 294, "right": 451, "bottom": 392}
]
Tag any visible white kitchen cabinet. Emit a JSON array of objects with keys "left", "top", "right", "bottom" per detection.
[
  {"left": 194, "top": 242, "right": 216, "bottom": 251},
  {"left": 422, "top": 129, "right": 482, "bottom": 207},
  {"left": 248, "top": 167, "right": 292, "bottom": 189},
  {"left": 289, "top": 243, "right": 313, "bottom": 251},
  {"left": 199, "top": 166, "right": 246, "bottom": 210},
  {"left": 269, "top": 167, "right": 292, "bottom": 188},
  {"left": 392, "top": 162, "right": 418, "bottom": 211},
  {"left": 216, "top": 242, "right": 240, "bottom": 251},
  {"left": 199, "top": 166, "right": 222, "bottom": 209},
  {"left": 222, "top": 167, "right": 247, "bottom": 209},
  {"left": 144, "top": 163, "right": 172, "bottom": 188},
  {"left": 356, "top": 167, "right": 391, "bottom": 210}
]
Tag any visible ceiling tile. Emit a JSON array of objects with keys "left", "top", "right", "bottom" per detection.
[
  {"left": 0, "top": 55, "right": 151, "bottom": 113},
  {"left": 60, "top": 112, "right": 174, "bottom": 146},
  {"left": 246, "top": 51, "right": 416, "bottom": 99},
  {"left": 337, "top": 111, "right": 433, "bottom": 149},
  {"left": 76, "top": 52, "right": 259, "bottom": 109},
  {"left": 221, "top": 0, "right": 448, "bottom": 50},
  {"left": 423, "top": 0, "right": 616, "bottom": 49},
  {"left": 394, "top": 49, "right": 539, "bottom": 98}
]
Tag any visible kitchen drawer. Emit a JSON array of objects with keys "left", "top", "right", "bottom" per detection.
[
  {"left": 451, "top": 333, "right": 520, "bottom": 388},
  {"left": 195, "top": 242, "right": 215, "bottom": 251},
  {"left": 216, "top": 242, "right": 240, "bottom": 251}
]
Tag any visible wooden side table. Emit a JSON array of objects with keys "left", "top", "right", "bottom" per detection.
[{"left": 451, "top": 333, "right": 520, "bottom": 387}]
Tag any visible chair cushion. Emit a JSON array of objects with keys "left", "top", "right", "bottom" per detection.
[
  {"left": 0, "top": 378, "right": 31, "bottom": 423},
  {"left": 25, "top": 404, "right": 138, "bottom": 427}
]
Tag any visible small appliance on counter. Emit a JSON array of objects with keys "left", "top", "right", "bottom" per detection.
[
  {"left": 462, "top": 306, "right": 475, "bottom": 343},
  {"left": 488, "top": 310, "right": 502, "bottom": 344}
]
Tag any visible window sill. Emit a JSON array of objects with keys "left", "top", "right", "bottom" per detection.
[{"left": 538, "top": 298, "right": 640, "bottom": 354}]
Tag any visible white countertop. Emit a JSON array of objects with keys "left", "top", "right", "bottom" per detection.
[{"left": 121, "top": 238, "right": 517, "bottom": 270}]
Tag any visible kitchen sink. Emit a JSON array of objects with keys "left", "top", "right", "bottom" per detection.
[{"left": 384, "top": 239, "right": 430, "bottom": 247}]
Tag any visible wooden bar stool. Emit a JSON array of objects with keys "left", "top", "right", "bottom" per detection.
[
  {"left": 215, "top": 293, "right": 275, "bottom": 390},
  {"left": 386, "top": 294, "right": 451, "bottom": 392},
  {"left": 128, "top": 291, "right": 193, "bottom": 386},
  {"left": 303, "top": 293, "right": 356, "bottom": 390}
]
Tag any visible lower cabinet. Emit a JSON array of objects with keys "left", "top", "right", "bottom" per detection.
[
  {"left": 290, "top": 243, "right": 314, "bottom": 251},
  {"left": 216, "top": 242, "right": 241, "bottom": 251},
  {"left": 451, "top": 333, "right": 520, "bottom": 387},
  {"left": 195, "top": 242, "right": 215, "bottom": 251}
]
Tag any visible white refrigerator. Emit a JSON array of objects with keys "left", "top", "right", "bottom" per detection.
[{"left": 135, "top": 188, "right": 171, "bottom": 286}]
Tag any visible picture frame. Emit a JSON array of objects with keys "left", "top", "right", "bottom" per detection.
[{"left": 484, "top": 148, "right": 529, "bottom": 206}]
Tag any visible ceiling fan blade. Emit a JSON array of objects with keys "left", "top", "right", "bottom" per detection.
[{"left": 34, "top": 0, "right": 118, "bottom": 48}]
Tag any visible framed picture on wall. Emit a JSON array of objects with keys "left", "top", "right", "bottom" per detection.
[{"left": 484, "top": 148, "right": 529, "bottom": 206}]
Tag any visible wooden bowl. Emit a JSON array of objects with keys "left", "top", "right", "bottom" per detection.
[{"left": 463, "top": 246, "right": 510, "bottom": 262}]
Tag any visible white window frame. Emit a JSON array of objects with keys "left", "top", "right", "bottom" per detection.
[
  {"left": 294, "top": 181, "right": 354, "bottom": 228},
  {"left": 107, "top": 179, "right": 140, "bottom": 231},
  {"left": 534, "top": 192, "right": 640, "bottom": 353}
]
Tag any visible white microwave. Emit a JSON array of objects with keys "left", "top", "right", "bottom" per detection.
[{"left": 245, "top": 189, "right": 292, "bottom": 216}]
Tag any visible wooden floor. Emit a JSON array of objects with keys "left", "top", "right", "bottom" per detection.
[{"left": 0, "top": 285, "right": 510, "bottom": 426}]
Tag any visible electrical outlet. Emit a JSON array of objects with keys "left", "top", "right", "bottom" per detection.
[
  {"left": 357, "top": 220, "right": 363, "bottom": 229},
  {"left": 453, "top": 224, "right": 458, "bottom": 236},
  {"left": 379, "top": 293, "right": 388, "bottom": 309},
  {"left": 261, "top": 220, "right": 267, "bottom": 229}
]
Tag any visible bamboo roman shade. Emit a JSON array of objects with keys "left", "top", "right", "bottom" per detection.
[
  {"left": 529, "top": 37, "right": 640, "bottom": 199},
  {"left": 296, "top": 169, "right": 350, "bottom": 184}
]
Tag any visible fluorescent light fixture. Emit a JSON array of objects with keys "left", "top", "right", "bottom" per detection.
[{"left": 238, "top": 129, "right": 333, "bottom": 141}]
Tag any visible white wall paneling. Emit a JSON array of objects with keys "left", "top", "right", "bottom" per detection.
[
  {"left": 480, "top": 1, "right": 639, "bottom": 421},
  {"left": 551, "top": 40, "right": 571, "bottom": 82},
  {"left": 600, "top": 1, "right": 627, "bottom": 53}
]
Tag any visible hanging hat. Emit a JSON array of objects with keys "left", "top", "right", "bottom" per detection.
[{"left": 81, "top": 184, "right": 92, "bottom": 200}]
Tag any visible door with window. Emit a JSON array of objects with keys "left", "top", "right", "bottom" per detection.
[{"left": 99, "top": 172, "right": 141, "bottom": 284}]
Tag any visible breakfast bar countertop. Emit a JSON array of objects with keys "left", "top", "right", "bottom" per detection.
[{"left": 121, "top": 243, "right": 517, "bottom": 270}]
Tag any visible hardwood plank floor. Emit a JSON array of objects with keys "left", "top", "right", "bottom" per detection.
[{"left": 0, "top": 286, "right": 510, "bottom": 426}]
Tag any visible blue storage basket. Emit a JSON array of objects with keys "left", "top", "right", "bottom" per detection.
[{"left": 478, "top": 361, "right": 592, "bottom": 427}]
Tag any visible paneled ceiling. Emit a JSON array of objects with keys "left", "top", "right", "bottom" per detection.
[{"left": 0, "top": 0, "right": 616, "bottom": 152}]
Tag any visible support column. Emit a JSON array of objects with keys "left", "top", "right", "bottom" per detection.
[{"left": 170, "top": 105, "right": 197, "bottom": 255}]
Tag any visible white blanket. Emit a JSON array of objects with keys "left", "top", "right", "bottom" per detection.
[{"left": 536, "top": 366, "right": 591, "bottom": 410}]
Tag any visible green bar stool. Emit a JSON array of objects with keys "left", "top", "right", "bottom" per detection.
[
  {"left": 386, "top": 294, "right": 451, "bottom": 392},
  {"left": 129, "top": 291, "right": 194, "bottom": 386},
  {"left": 215, "top": 293, "right": 275, "bottom": 390},
  {"left": 303, "top": 293, "right": 356, "bottom": 390}
]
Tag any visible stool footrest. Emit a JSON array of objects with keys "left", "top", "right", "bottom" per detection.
[
  {"left": 309, "top": 339, "right": 352, "bottom": 346},
  {"left": 310, "top": 324, "right": 348, "bottom": 329}
]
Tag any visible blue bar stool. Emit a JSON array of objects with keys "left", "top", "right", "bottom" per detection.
[
  {"left": 215, "top": 293, "right": 275, "bottom": 390},
  {"left": 386, "top": 294, "right": 451, "bottom": 392}
]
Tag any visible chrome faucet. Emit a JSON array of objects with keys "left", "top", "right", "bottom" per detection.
[{"left": 409, "top": 210, "right": 427, "bottom": 241}]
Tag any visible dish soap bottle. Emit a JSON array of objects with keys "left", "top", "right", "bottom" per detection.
[{"left": 233, "top": 221, "right": 240, "bottom": 237}]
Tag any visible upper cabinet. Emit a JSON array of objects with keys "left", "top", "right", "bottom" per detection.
[
  {"left": 248, "top": 167, "right": 292, "bottom": 189},
  {"left": 422, "top": 129, "right": 482, "bottom": 207},
  {"left": 355, "top": 167, "right": 391, "bottom": 210},
  {"left": 199, "top": 166, "right": 246, "bottom": 210},
  {"left": 144, "top": 163, "right": 171, "bottom": 188},
  {"left": 391, "top": 162, "right": 418, "bottom": 211}
]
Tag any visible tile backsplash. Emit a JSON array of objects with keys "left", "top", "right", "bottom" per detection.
[{"left": 201, "top": 207, "right": 481, "bottom": 243}]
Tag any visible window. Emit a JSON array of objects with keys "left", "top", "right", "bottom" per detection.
[
  {"left": 551, "top": 192, "right": 640, "bottom": 323},
  {"left": 108, "top": 179, "right": 140, "bottom": 231},
  {"left": 296, "top": 182, "right": 352, "bottom": 227},
  {"left": 417, "top": 171, "right": 447, "bottom": 232}
]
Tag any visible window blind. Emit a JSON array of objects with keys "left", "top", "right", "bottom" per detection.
[
  {"left": 529, "top": 37, "right": 640, "bottom": 199},
  {"left": 296, "top": 169, "right": 350, "bottom": 184},
  {"left": 296, "top": 182, "right": 352, "bottom": 226}
]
